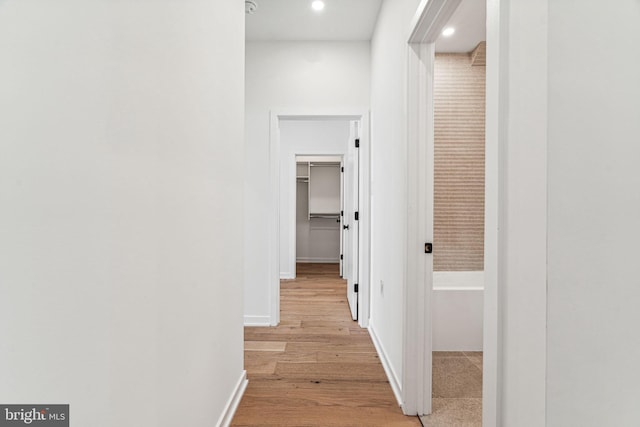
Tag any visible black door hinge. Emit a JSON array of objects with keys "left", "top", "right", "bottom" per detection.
[
  {"left": 354, "top": 283, "right": 359, "bottom": 293},
  {"left": 341, "top": 166, "right": 344, "bottom": 172},
  {"left": 424, "top": 243, "right": 433, "bottom": 254},
  {"left": 355, "top": 138, "right": 360, "bottom": 148},
  {"left": 340, "top": 254, "right": 344, "bottom": 260},
  {"left": 341, "top": 210, "right": 343, "bottom": 217},
  {"left": 354, "top": 211, "right": 359, "bottom": 221}
]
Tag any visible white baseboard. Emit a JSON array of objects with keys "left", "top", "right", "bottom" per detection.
[
  {"left": 244, "top": 315, "right": 272, "bottom": 327},
  {"left": 216, "top": 370, "right": 248, "bottom": 427},
  {"left": 368, "top": 322, "right": 403, "bottom": 407},
  {"left": 280, "top": 271, "right": 294, "bottom": 280},
  {"left": 295, "top": 257, "right": 340, "bottom": 263}
]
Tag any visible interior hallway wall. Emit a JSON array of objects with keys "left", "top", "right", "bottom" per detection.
[
  {"left": 489, "top": 0, "right": 640, "bottom": 425},
  {"left": 545, "top": 1, "right": 640, "bottom": 425},
  {"left": 0, "top": 1, "right": 245, "bottom": 426},
  {"left": 244, "top": 41, "right": 370, "bottom": 325},
  {"left": 369, "top": 0, "right": 422, "bottom": 392}
]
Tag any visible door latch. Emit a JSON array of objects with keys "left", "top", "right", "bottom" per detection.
[{"left": 424, "top": 243, "right": 433, "bottom": 254}]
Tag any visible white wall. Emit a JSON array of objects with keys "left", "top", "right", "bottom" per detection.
[
  {"left": 369, "top": 0, "right": 422, "bottom": 393},
  {"left": 488, "top": 0, "right": 640, "bottom": 425},
  {"left": 0, "top": 1, "right": 245, "bottom": 426},
  {"left": 279, "top": 120, "right": 349, "bottom": 277},
  {"left": 245, "top": 42, "right": 370, "bottom": 324},
  {"left": 545, "top": 1, "right": 640, "bottom": 425},
  {"left": 488, "top": 0, "right": 549, "bottom": 425}
]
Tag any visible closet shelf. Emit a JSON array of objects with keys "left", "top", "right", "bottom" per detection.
[{"left": 309, "top": 213, "right": 341, "bottom": 219}]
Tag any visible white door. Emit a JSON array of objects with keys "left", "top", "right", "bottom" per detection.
[
  {"left": 344, "top": 121, "right": 360, "bottom": 320},
  {"left": 339, "top": 160, "right": 345, "bottom": 278}
]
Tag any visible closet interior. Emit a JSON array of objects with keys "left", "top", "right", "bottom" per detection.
[{"left": 295, "top": 156, "right": 342, "bottom": 265}]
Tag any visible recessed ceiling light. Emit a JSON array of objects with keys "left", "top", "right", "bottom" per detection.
[
  {"left": 442, "top": 27, "right": 455, "bottom": 37},
  {"left": 311, "top": 0, "right": 325, "bottom": 12}
]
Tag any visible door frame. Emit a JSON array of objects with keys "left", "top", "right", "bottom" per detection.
[
  {"left": 404, "top": 0, "right": 502, "bottom": 419},
  {"left": 404, "top": 0, "right": 462, "bottom": 415},
  {"left": 344, "top": 120, "right": 360, "bottom": 321},
  {"left": 339, "top": 157, "right": 345, "bottom": 278},
  {"left": 269, "top": 109, "right": 371, "bottom": 328},
  {"left": 292, "top": 154, "right": 343, "bottom": 270}
]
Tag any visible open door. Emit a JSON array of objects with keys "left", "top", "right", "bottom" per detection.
[
  {"left": 339, "top": 160, "right": 345, "bottom": 278},
  {"left": 344, "top": 121, "right": 360, "bottom": 320}
]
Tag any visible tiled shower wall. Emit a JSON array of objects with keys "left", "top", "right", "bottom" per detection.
[{"left": 434, "top": 51, "right": 486, "bottom": 271}]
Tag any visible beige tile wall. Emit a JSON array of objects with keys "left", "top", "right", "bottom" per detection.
[{"left": 434, "top": 50, "right": 486, "bottom": 271}]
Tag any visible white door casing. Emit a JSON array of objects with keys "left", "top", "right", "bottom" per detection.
[
  {"left": 405, "top": 0, "right": 462, "bottom": 416},
  {"left": 345, "top": 121, "right": 360, "bottom": 320},
  {"left": 339, "top": 159, "right": 345, "bottom": 278},
  {"left": 269, "top": 109, "right": 371, "bottom": 329},
  {"left": 406, "top": 0, "right": 506, "bottom": 423}
]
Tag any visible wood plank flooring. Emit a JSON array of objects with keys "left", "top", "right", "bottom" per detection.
[{"left": 232, "top": 263, "right": 420, "bottom": 427}]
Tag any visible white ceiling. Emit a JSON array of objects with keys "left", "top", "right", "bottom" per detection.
[
  {"left": 436, "top": 0, "right": 486, "bottom": 53},
  {"left": 245, "top": 0, "right": 486, "bottom": 53},
  {"left": 245, "top": 0, "right": 383, "bottom": 41}
]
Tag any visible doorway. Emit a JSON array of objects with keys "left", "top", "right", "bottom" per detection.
[
  {"left": 269, "top": 111, "right": 370, "bottom": 327},
  {"left": 424, "top": 2, "right": 487, "bottom": 423},
  {"left": 294, "top": 151, "right": 361, "bottom": 321},
  {"left": 404, "top": 0, "right": 492, "bottom": 422},
  {"left": 294, "top": 156, "right": 343, "bottom": 277}
]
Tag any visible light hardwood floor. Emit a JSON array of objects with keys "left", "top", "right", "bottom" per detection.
[{"left": 232, "top": 263, "right": 421, "bottom": 427}]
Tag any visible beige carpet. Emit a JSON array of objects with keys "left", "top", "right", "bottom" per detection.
[{"left": 419, "top": 352, "right": 483, "bottom": 427}]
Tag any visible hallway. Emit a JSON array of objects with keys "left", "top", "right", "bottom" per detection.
[{"left": 232, "top": 263, "right": 420, "bottom": 426}]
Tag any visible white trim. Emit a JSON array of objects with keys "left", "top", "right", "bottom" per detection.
[
  {"left": 243, "top": 315, "right": 272, "bottom": 327},
  {"left": 484, "top": 0, "right": 550, "bottom": 424},
  {"left": 269, "top": 112, "right": 281, "bottom": 327},
  {"left": 434, "top": 286, "right": 484, "bottom": 291},
  {"left": 408, "top": 0, "right": 462, "bottom": 43},
  {"left": 287, "top": 151, "right": 296, "bottom": 281},
  {"left": 297, "top": 155, "right": 343, "bottom": 163},
  {"left": 216, "top": 370, "right": 248, "bottom": 427},
  {"left": 357, "top": 114, "right": 371, "bottom": 328},
  {"left": 269, "top": 108, "right": 371, "bottom": 329},
  {"left": 295, "top": 257, "right": 340, "bottom": 263},
  {"left": 280, "top": 272, "right": 294, "bottom": 280},
  {"left": 483, "top": 1, "right": 503, "bottom": 423},
  {"left": 433, "top": 271, "right": 485, "bottom": 290},
  {"left": 404, "top": 41, "right": 432, "bottom": 416},
  {"left": 490, "top": 0, "right": 549, "bottom": 425},
  {"left": 369, "top": 322, "right": 403, "bottom": 407}
]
